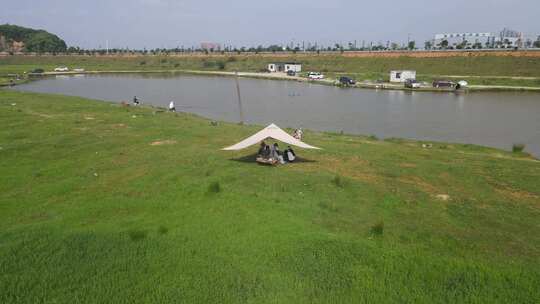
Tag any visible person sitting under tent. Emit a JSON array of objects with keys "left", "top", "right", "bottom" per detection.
[
  {"left": 271, "top": 143, "right": 285, "bottom": 164},
  {"left": 284, "top": 146, "right": 296, "bottom": 162},
  {"left": 258, "top": 141, "right": 268, "bottom": 157},
  {"left": 169, "top": 100, "right": 176, "bottom": 112}
]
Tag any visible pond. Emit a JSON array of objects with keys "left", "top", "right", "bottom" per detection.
[{"left": 13, "top": 73, "right": 540, "bottom": 157}]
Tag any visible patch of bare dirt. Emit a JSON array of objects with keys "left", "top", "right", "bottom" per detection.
[
  {"left": 435, "top": 194, "right": 451, "bottom": 201},
  {"left": 399, "top": 175, "right": 440, "bottom": 195},
  {"left": 25, "top": 110, "right": 54, "bottom": 118},
  {"left": 150, "top": 140, "right": 177, "bottom": 146},
  {"left": 494, "top": 187, "right": 539, "bottom": 202},
  {"left": 291, "top": 155, "right": 380, "bottom": 184}
]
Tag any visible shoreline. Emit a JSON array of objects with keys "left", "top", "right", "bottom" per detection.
[
  {"left": 5, "top": 86, "right": 538, "bottom": 159},
  {"left": 10, "top": 69, "right": 540, "bottom": 93}
]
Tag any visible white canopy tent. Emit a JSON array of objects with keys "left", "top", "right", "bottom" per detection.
[{"left": 222, "top": 123, "right": 321, "bottom": 151}]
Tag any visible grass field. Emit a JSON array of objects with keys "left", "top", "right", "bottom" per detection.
[
  {"left": 1, "top": 54, "right": 540, "bottom": 87},
  {"left": 1, "top": 89, "right": 539, "bottom": 303}
]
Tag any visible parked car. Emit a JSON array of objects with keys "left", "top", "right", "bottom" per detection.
[
  {"left": 405, "top": 79, "right": 421, "bottom": 88},
  {"left": 307, "top": 72, "right": 324, "bottom": 80},
  {"left": 73, "top": 68, "right": 85, "bottom": 73},
  {"left": 456, "top": 80, "right": 468, "bottom": 89},
  {"left": 339, "top": 76, "right": 356, "bottom": 86},
  {"left": 286, "top": 70, "right": 296, "bottom": 76},
  {"left": 54, "top": 66, "right": 69, "bottom": 72},
  {"left": 433, "top": 80, "right": 456, "bottom": 88},
  {"left": 30, "top": 68, "right": 44, "bottom": 74}
]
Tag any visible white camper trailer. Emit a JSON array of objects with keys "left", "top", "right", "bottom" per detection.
[
  {"left": 267, "top": 62, "right": 302, "bottom": 73},
  {"left": 390, "top": 70, "right": 416, "bottom": 83}
]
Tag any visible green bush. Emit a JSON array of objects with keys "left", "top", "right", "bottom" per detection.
[
  {"left": 370, "top": 221, "right": 384, "bottom": 236},
  {"left": 512, "top": 143, "right": 525, "bottom": 153},
  {"left": 332, "top": 175, "right": 344, "bottom": 188},
  {"left": 157, "top": 226, "right": 168, "bottom": 235},
  {"left": 208, "top": 181, "right": 221, "bottom": 193},
  {"left": 128, "top": 230, "right": 147, "bottom": 241}
]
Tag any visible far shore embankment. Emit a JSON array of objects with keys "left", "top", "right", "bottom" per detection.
[
  {"left": 17, "top": 69, "right": 540, "bottom": 93},
  {"left": 2, "top": 52, "right": 540, "bottom": 91}
]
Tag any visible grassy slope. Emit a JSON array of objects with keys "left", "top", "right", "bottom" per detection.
[
  {"left": 1, "top": 55, "right": 540, "bottom": 87},
  {"left": 0, "top": 90, "right": 539, "bottom": 303}
]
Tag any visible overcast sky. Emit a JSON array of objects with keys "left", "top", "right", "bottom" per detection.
[{"left": 1, "top": 0, "right": 539, "bottom": 49}]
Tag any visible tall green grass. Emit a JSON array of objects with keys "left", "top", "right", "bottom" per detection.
[{"left": 0, "top": 90, "right": 539, "bottom": 303}]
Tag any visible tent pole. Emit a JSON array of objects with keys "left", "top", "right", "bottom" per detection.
[{"left": 234, "top": 71, "right": 245, "bottom": 125}]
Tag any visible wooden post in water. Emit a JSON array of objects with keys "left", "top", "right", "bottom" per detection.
[{"left": 234, "top": 71, "right": 245, "bottom": 125}]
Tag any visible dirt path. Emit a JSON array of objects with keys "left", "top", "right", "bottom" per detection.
[{"left": 426, "top": 75, "right": 540, "bottom": 80}]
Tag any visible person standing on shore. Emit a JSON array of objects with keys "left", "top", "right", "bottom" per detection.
[
  {"left": 293, "top": 128, "right": 303, "bottom": 140},
  {"left": 133, "top": 96, "right": 140, "bottom": 106},
  {"left": 169, "top": 100, "right": 176, "bottom": 112}
]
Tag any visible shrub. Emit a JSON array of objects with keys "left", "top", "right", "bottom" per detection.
[
  {"left": 217, "top": 61, "right": 226, "bottom": 70},
  {"left": 160, "top": 59, "right": 167, "bottom": 64},
  {"left": 202, "top": 61, "right": 215, "bottom": 68},
  {"left": 370, "top": 221, "right": 384, "bottom": 236},
  {"left": 208, "top": 181, "right": 221, "bottom": 193},
  {"left": 157, "top": 226, "right": 168, "bottom": 235},
  {"left": 368, "top": 134, "right": 378, "bottom": 141},
  {"left": 332, "top": 175, "right": 344, "bottom": 188},
  {"left": 319, "top": 201, "right": 339, "bottom": 212},
  {"left": 128, "top": 230, "right": 147, "bottom": 241},
  {"left": 30, "top": 68, "right": 44, "bottom": 73},
  {"left": 227, "top": 56, "right": 237, "bottom": 62},
  {"left": 139, "top": 60, "right": 146, "bottom": 65},
  {"left": 174, "top": 63, "right": 180, "bottom": 68},
  {"left": 512, "top": 143, "right": 525, "bottom": 153}
]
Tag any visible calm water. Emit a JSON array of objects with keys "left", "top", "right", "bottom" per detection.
[{"left": 13, "top": 73, "right": 540, "bottom": 157}]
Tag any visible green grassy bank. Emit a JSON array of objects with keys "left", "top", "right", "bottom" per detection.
[
  {"left": 0, "top": 90, "right": 539, "bottom": 303},
  {"left": 1, "top": 54, "right": 540, "bottom": 87}
]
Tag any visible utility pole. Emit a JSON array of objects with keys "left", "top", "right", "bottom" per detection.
[{"left": 234, "top": 71, "right": 245, "bottom": 125}]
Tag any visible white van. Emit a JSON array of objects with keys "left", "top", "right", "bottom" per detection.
[{"left": 307, "top": 72, "right": 324, "bottom": 80}]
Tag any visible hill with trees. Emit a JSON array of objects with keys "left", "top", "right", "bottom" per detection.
[{"left": 0, "top": 24, "right": 67, "bottom": 53}]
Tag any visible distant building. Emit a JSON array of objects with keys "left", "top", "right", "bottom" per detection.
[
  {"left": 267, "top": 62, "right": 302, "bottom": 73},
  {"left": 433, "top": 28, "right": 524, "bottom": 49},
  {"left": 497, "top": 28, "right": 523, "bottom": 48},
  {"left": 433, "top": 32, "right": 494, "bottom": 49},
  {"left": 200, "top": 42, "right": 221, "bottom": 51}
]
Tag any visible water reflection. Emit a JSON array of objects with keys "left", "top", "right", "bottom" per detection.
[{"left": 13, "top": 73, "right": 540, "bottom": 157}]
